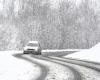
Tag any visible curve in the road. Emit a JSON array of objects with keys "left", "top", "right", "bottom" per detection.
[
  {"left": 51, "top": 57, "right": 100, "bottom": 72},
  {"left": 48, "top": 56, "right": 100, "bottom": 80},
  {"left": 63, "top": 57, "right": 100, "bottom": 65},
  {"left": 13, "top": 54, "right": 48, "bottom": 80},
  {"left": 31, "top": 55, "right": 82, "bottom": 80}
]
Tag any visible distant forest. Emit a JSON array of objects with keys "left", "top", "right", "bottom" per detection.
[{"left": 0, "top": 0, "right": 100, "bottom": 50}]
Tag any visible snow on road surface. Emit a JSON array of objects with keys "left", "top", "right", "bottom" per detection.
[
  {"left": 25, "top": 55, "right": 75, "bottom": 80},
  {"left": 50, "top": 57, "right": 100, "bottom": 80},
  {"left": 72, "top": 64, "right": 100, "bottom": 80},
  {"left": 0, "top": 51, "right": 41, "bottom": 80},
  {"left": 65, "top": 43, "right": 100, "bottom": 63}
]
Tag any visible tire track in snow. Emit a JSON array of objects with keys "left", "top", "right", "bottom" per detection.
[
  {"left": 13, "top": 54, "right": 48, "bottom": 80},
  {"left": 56, "top": 57, "right": 100, "bottom": 72},
  {"left": 49, "top": 56, "right": 100, "bottom": 80},
  {"left": 32, "top": 55, "right": 82, "bottom": 80}
]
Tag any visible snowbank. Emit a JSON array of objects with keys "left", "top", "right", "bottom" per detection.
[
  {"left": 65, "top": 43, "right": 100, "bottom": 63},
  {"left": 0, "top": 51, "right": 41, "bottom": 80}
]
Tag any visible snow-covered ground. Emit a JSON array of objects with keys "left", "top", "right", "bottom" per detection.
[
  {"left": 25, "top": 55, "right": 75, "bottom": 80},
  {"left": 65, "top": 43, "right": 100, "bottom": 63},
  {"left": 0, "top": 51, "right": 41, "bottom": 80}
]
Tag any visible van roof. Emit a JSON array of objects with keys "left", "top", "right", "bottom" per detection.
[{"left": 28, "top": 41, "right": 38, "bottom": 43}]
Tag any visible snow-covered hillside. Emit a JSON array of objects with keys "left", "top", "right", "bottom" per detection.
[{"left": 65, "top": 43, "right": 100, "bottom": 63}]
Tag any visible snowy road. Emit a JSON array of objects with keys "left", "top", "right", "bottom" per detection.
[
  {"left": 13, "top": 54, "right": 100, "bottom": 80},
  {"left": 48, "top": 56, "right": 100, "bottom": 80},
  {"left": 14, "top": 54, "right": 48, "bottom": 80}
]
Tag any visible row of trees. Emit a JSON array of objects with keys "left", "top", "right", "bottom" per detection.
[{"left": 0, "top": 0, "right": 100, "bottom": 50}]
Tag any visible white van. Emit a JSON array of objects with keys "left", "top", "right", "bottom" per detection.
[{"left": 23, "top": 41, "right": 41, "bottom": 55}]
